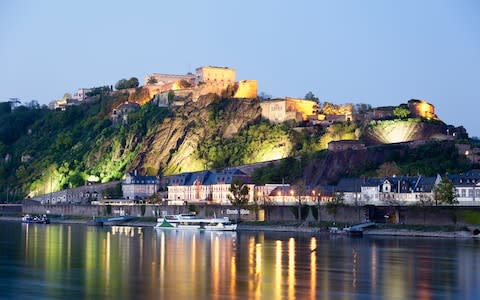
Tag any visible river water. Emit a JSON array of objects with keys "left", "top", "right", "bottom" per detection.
[{"left": 0, "top": 221, "right": 478, "bottom": 299}]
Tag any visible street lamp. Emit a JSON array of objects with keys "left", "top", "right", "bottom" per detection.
[{"left": 312, "top": 190, "right": 316, "bottom": 204}]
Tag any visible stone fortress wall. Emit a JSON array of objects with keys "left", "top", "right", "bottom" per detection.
[
  {"left": 145, "top": 66, "right": 257, "bottom": 104},
  {"left": 408, "top": 99, "right": 437, "bottom": 120},
  {"left": 260, "top": 97, "right": 319, "bottom": 123}
]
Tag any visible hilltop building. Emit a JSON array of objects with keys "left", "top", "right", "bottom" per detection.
[
  {"left": 260, "top": 97, "right": 319, "bottom": 123},
  {"left": 72, "top": 88, "right": 92, "bottom": 101},
  {"left": 195, "top": 66, "right": 236, "bottom": 85},
  {"left": 144, "top": 66, "right": 257, "bottom": 104},
  {"left": 111, "top": 101, "right": 140, "bottom": 124}
]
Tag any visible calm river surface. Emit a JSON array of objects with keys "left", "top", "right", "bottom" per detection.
[{"left": 0, "top": 221, "right": 479, "bottom": 299}]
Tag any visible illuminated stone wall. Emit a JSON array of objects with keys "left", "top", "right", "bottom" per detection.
[
  {"left": 408, "top": 99, "right": 437, "bottom": 120},
  {"left": 168, "top": 183, "right": 255, "bottom": 204},
  {"left": 328, "top": 140, "right": 365, "bottom": 152},
  {"left": 195, "top": 66, "right": 236, "bottom": 85},
  {"left": 260, "top": 98, "right": 318, "bottom": 123},
  {"left": 233, "top": 80, "right": 257, "bottom": 99},
  {"left": 144, "top": 73, "right": 195, "bottom": 86}
]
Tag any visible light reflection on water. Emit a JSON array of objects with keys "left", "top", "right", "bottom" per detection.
[{"left": 0, "top": 222, "right": 479, "bottom": 299}]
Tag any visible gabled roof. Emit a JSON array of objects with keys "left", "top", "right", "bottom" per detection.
[
  {"left": 125, "top": 173, "right": 158, "bottom": 184},
  {"left": 335, "top": 178, "right": 364, "bottom": 193},
  {"left": 167, "top": 169, "right": 251, "bottom": 186},
  {"left": 448, "top": 169, "right": 480, "bottom": 186},
  {"left": 380, "top": 175, "right": 437, "bottom": 193}
]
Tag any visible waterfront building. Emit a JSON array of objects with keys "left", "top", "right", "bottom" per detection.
[
  {"left": 335, "top": 175, "right": 440, "bottom": 205},
  {"left": 122, "top": 172, "right": 159, "bottom": 200},
  {"left": 167, "top": 169, "right": 255, "bottom": 204},
  {"left": 449, "top": 169, "right": 480, "bottom": 205}
]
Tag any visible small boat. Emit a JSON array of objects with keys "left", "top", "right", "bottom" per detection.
[
  {"left": 154, "top": 213, "right": 237, "bottom": 231},
  {"left": 329, "top": 226, "right": 363, "bottom": 237},
  {"left": 21, "top": 214, "right": 50, "bottom": 224}
]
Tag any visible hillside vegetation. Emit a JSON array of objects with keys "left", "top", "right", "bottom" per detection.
[{"left": 0, "top": 93, "right": 475, "bottom": 202}]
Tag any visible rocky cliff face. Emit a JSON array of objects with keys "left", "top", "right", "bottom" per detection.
[{"left": 129, "top": 94, "right": 261, "bottom": 175}]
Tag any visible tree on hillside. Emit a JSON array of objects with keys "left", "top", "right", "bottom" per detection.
[
  {"left": 258, "top": 92, "right": 272, "bottom": 100},
  {"left": 115, "top": 77, "right": 140, "bottom": 90},
  {"left": 393, "top": 106, "right": 410, "bottom": 119},
  {"left": 228, "top": 178, "right": 250, "bottom": 222},
  {"left": 0, "top": 102, "right": 12, "bottom": 116},
  {"left": 128, "top": 77, "right": 139, "bottom": 88},
  {"left": 147, "top": 76, "right": 158, "bottom": 85},
  {"left": 376, "top": 161, "right": 402, "bottom": 177},
  {"left": 305, "top": 91, "right": 319, "bottom": 102},
  {"left": 354, "top": 103, "right": 372, "bottom": 114},
  {"left": 326, "top": 192, "right": 344, "bottom": 223},
  {"left": 433, "top": 177, "right": 458, "bottom": 205}
]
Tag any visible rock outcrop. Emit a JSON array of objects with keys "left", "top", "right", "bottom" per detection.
[{"left": 129, "top": 95, "right": 261, "bottom": 175}]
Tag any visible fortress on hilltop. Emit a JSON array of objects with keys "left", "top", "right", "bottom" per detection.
[{"left": 144, "top": 66, "right": 258, "bottom": 104}]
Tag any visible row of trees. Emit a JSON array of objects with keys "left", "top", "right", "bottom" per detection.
[{"left": 115, "top": 77, "right": 139, "bottom": 90}]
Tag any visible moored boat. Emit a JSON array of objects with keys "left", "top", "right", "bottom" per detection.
[
  {"left": 154, "top": 213, "right": 237, "bottom": 231},
  {"left": 329, "top": 226, "right": 363, "bottom": 237},
  {"left": 21, "top": 214, "right": 50, "bottom": 224}
]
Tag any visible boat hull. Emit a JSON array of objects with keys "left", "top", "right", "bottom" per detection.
[
  {"left": 154, "top": 215, "right": 237, "bottom": 231},
  {"left": 154, "top": 224, "right": 237, "bottom": 231}
]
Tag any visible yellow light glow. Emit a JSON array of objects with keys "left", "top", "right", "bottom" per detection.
[
  {"left": 369, "top": 120, "right": 421, "bottom": 144},
  {"left": 288, "top": 238, "right": 295, "bottom": 300},
  {"left": 310, "top": 237, "right": 317, "bottom": 300},
  {"left": 275, "top": 240, "right": 282, "bottom": 300}
]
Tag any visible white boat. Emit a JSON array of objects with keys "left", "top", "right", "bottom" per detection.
[{"left": 154, "top": 213, "right": 237, "bottom": 231}]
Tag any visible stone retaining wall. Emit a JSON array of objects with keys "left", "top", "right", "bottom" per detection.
[{"left": 21, "top": 203, "right": 480, "bottom": 226}]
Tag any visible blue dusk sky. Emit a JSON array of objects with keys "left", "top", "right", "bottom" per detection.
[{"left": 1, "top": 0, "right": 479, "bottom": 136}]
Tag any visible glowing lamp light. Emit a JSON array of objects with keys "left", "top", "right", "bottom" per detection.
[{"left": 87, "top": 175, "right": 100, "bottom": 183}]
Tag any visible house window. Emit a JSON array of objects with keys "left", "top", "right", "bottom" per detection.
[
  {"left": 468, "top": 189, "right": 474, "bottom": 197},
  {"left": 476, "top": 189, "right": 480, "bottom": 197},
  {"left": 461, "top": 189, "right": 466, "bottom": 197}
]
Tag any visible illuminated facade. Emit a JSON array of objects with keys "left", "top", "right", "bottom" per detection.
[
  {"left": 336, "top": 176, "right": 441, "bottom": 205},
  {"left": 260, "top": 97, "right": 319, "bottom": 123},
  {"left": 166, "top": 169, "right": 255, "bottom": 204},
  {"left": 408, "top": 99, "right": 437, "bottom": 120},
  {"left": 195, "top": 66, "right": 236, "bottom": 85},
  {"left": 122, "top": 172, "right": 159, "bottom": 200},
  {"left": 111, "top": 101, "right": 140, "bottom": 124},
  {"left": 449, "top": 170, "right": 480, "bottom": 205}
]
